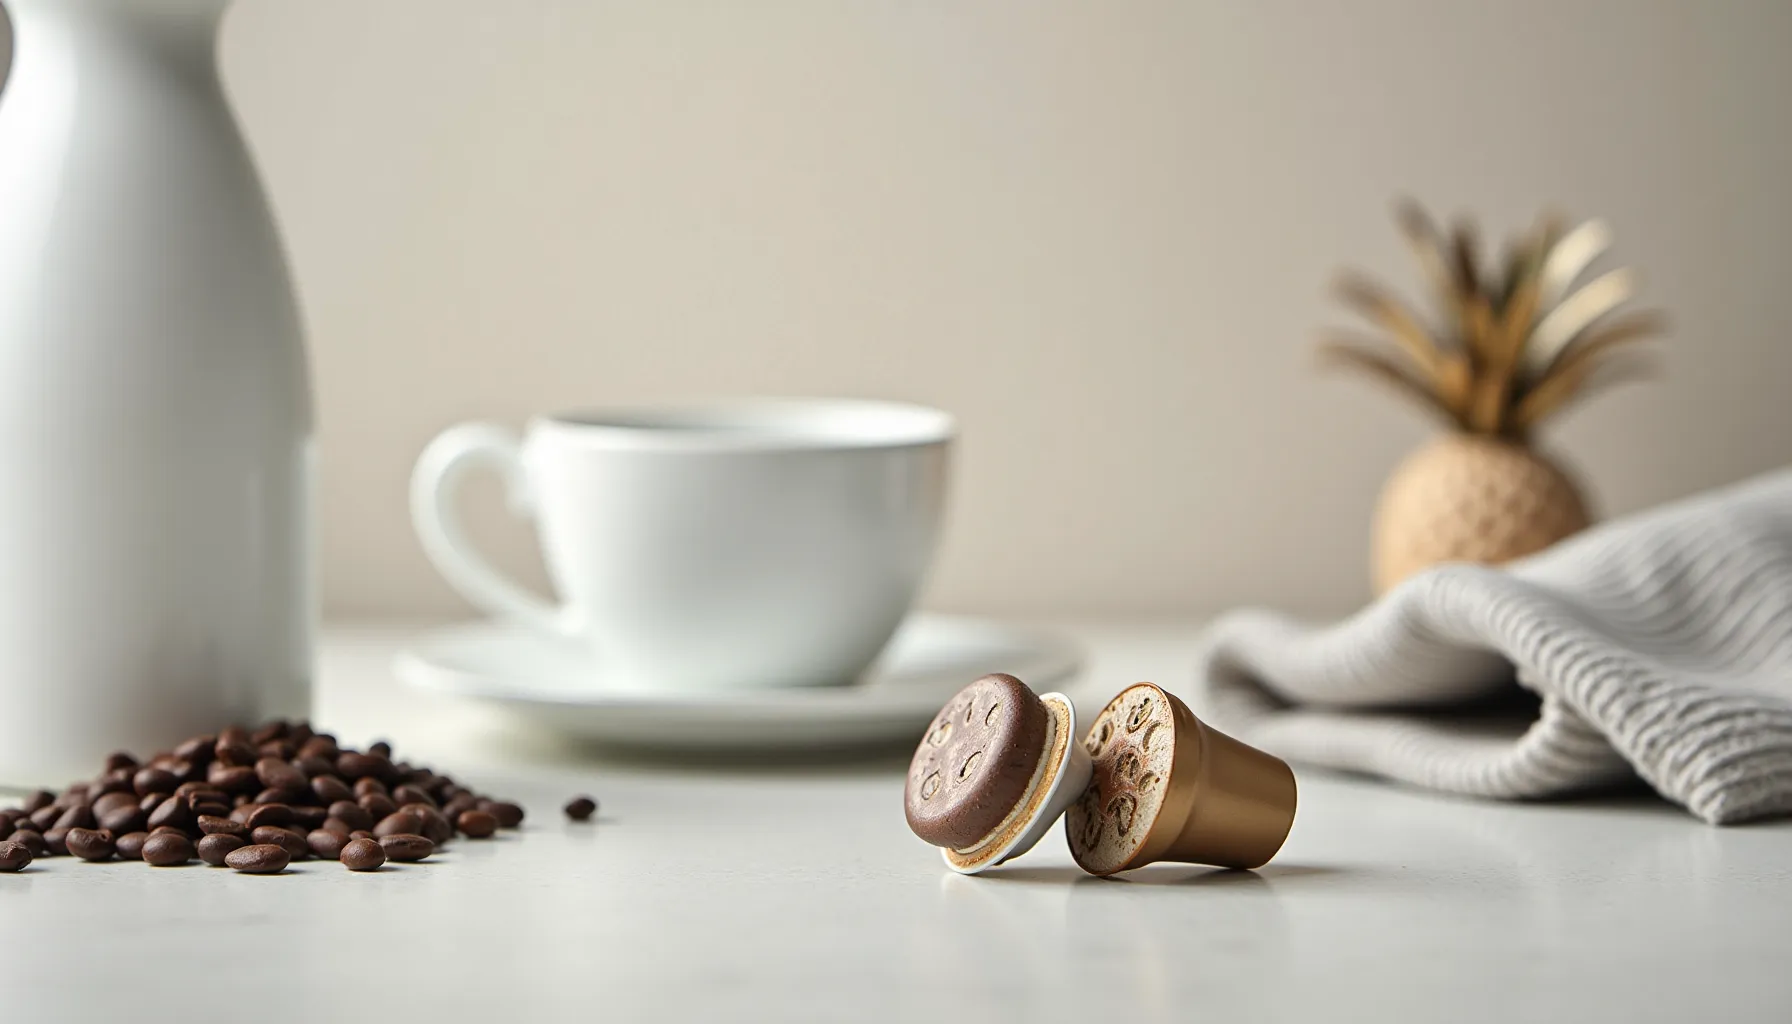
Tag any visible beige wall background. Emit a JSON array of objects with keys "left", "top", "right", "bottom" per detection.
[{"left": 6, "top": 0, "right": 1791, "bottom": 620}]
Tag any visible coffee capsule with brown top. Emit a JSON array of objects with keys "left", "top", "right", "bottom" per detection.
[
  {"left": 1067, "top": 682, "right": 1296, "bottom": 876},
  {"left": 904, "top": 673, "right": 1093, "bottom": 874}
]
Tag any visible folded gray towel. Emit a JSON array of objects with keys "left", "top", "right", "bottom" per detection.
[{"left": 1191, "top": 467, "right": 1792, "bottom": 824}]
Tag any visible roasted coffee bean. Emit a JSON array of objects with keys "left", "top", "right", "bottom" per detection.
[
  {"left": 228, "top": 804, "right": 254, "bottom": 825},
  {"left": 0, "top": 811, "right": 14, "bottom": 837},
  {"left": 441, "top": 795, "right": 478, "bottom": 822},
  {"left": 456, "top": 810, "right": 497, "bottom": 838},
  {"left": 339, "top": 837, "right": 386, "bottom": 871},
  {"left": 368, "top": 740, "right": 393, "bottom": 759},
  {"left": 298, "top": 736, "right": 339, "bottom": 761},
  {"left": 213, "top": 740, "right": 257, "bottom": 769},
  {"left": 173, "top": 735, "right": 215, "bottom": 765},
  {"left": 209, "top": 764, "right": 260, "bottom": 794},
  {"left": 403, "top": 805, "right": 453, "bottom": 845},
  {"left": 133, "top": 767, "right": 177, "bottom": 797},
  {"left": 253, "top": 787, "right": 296, "bottom": 806},
  {"left": 251, "top": 721, "right": 288, "bottom": 746},
  {"left": 197, "top": 833, "right": 245, "bottom": 866},
  {"left": 54, "top": 803, "right": 96, "bottom": 831},
  {"left": 352, "top": 777, "right": 388, "bottom": 799},
  {"left": 224, "top": 843, "right": 290, "bottom": 874},
  {"left": 258, "top": 740, "right": 297, "bottom": 761},
  {"left": 30, "top": 805, "right": 61, "bottom": 831},
  {"left": 254, "top": 757, "right": 306, "bottom": 794},
  {"left": 335, "top": 752, "right": 392, "bottom": 782},
  {"left": 321, "top": 817, "right": 353, "bottom": 836},
  {"left": 22, "top": 790, "right": 54, "bottom": 814},
  {"left": 175, "top": 781, "right": 220, "bottom": 800},
  {"left": 377, "top": 834, "right": 433, "bottom": 862},
  {"left": 91, "top": 791, "right": 140, "bottom": 818},
  {"left": 290, "top": 806, "right": 328, "bottom": 830},
  {"left": 391, "top": 784, "right": 436, "bottom": 809},
  {"left": 563, "top": 796, "right": 598, "bottom": 822},
  {"left": 349, "top": 830, "right": 373, "bottom": 841},
  {"left": 65, "top": 827, "right": 115, "bottom": 862},
  {"left": 358, "top": 793, "right": 397, "bottom": 820},
  {"left": 115, "top": 831, "right": 150, "bottom": 860},
  {"left": 307, "top": 829, "right": 347, "bottom": 861},
  {"left": 168, "top": 759, "right": 199, "bottom": 784},
  {"left": 190, "top": 801, "right": 230, "bottom": 820},
  {"left": 198, "top": 815, "right": 249, "bottom": 839},
  {"left": 1, "top": 840, "right": 35, "bottom": 871},
  {"left": 55, "top": 786, "right": 88, "bottom": 809},
  {"left": 89, "top": 771, "right": 133, "bottom": 797},
  {"left": 42, "top": 827, "right": 71, "bottom": 855},
  {"left": 142, "top": 832, "right": 195, "bottom": 867},
  {"left": 10, "top": 830, "right": 46, "bottom": 857},
  {"left": 326, "top": 801, "right": 372, "bottom": 831},
  {"left": 251, "top": 826, "right": 309, "bottom": 861},
  {"left": 481, "top": 801, "right": 525, "bottom": 829},
  {"left": 291, "top": 756, "right": 332, "bottom": 780},
  {"left": 150, "top": 826, "right": 187, "bottom": 837},
  {"left": 103, "top": 751, "right": 139, "bottom": 772},
  {"left": 373, "top": 810, "right": 424, "bottom": 838},
  {"left": 146, "top": 798, "right": 192, "bottom": 832},
  {"left": 98, "top": 805, "right": 147, "bottom": 834},
  {"left": 244, "top": 803, "right": 294, "bottom": 829},
  {"left": 138, "top": 792, "right": 165, "bottom": 815},
  {"left": 218, "top": 723, "right": 251, "bottom": 746},
  {"left": 310, "top": 775, "right": 352, "bottom": 804},
  {"left": 290, "top": 721, "right": 315, "bottom": 745}
]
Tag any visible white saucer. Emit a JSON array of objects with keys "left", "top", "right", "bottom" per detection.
[{"left": 393, "top": 615, "right": 1082, "bottom": 752}]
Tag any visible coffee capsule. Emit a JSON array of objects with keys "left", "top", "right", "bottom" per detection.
[
  {"left": 1067, "top": 682, "right": 1295, "bottom": 876},
  {"left": 904, "top": 673, "right": 1093, "bottom": 874}
]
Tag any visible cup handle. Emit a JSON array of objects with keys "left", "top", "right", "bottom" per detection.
[{"left": 410, "top": 423, "right": 576, "bottom": 635}]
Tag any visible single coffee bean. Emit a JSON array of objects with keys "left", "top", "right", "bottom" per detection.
[
  {"left": 10, "top": 830, "right": 47, "bottom": 857},
  {"left": 30, "top": 806, "right": 61, "bottom": 831},
  {"left": 456, "top": 810, "right": 497, "bottom": 838},
  {"left": 97, "top": 806, "right": 147, "bottom": 834},
  {"left": 54, "top": 787, "right": 88, "bottom": 809},
  {"left": 349, "top": 830, "right": 373, "bottom": 840},
  {"left": 290, "top": 806, "right": 328, "bottom": 830},
  {"left": 298, "top": 736, "right": 339, "bottom": 761},
  {"left": 165, "top": 759, "right": 198, "bottom": 784},
  {"left": 54, "top": 804, "right": 96, "bottom": 831},
  {"left": 141, "top": 832, "right": 195, "bottom": 867},
  {"left": 339, "top": 837, "right": 386, "bottom": 871},
  {"left": 146, "top": 798, "right": 192, "bottom": 832},
  {"left": 197, "top": 833, "right": 246, "bottom": 866},
  {"left": 89, "top": 771, "right": 133, "bottom": 797},
  {"left": 115, "top": 831, "right": 150, "bottom": 860},
  {"left": 173, "top": 735, "right": 216, "bottom": 765},
  {"left": 190, "top": 801, "right": 230, "bottom": 820},
  {"left": 358, "top": 793, "right": 397, "bottom": 820},
  {"left": 310, "top": 775, "right": 353, "bottom": 804},
  {"left": 213, "top": 740, "right": 257, "bottom": 769},
  {"left": 254, "top": 757, "right": 307, "bottom": 795},
  {"left": 22, "top": 790, "right": 55, "bottom": 814},
  {"left": 563, "top": 796, "right": 598, "bottom": 822},
  {"left": 42, "top": 826, "right": 72, "bottom": 855},
  {"left": 65, "top": 827, "right": 115, "bottom": 862},
  {"left": 132, "top": 767, "right": 177, "bottom": 797},
  {"left": 224, "top": 843, "right": 290, "bottom": 874},
  {"left": 91, "top": 791, "right": 140, "bottom": 818},
  {"left": 251, "top": 721, "right": 288, "bottom": 745},
  {"left": 258, "top": 739, "right": 297, "bottom": 761},
  {"left": 138, "top": 792, "right": 165, "bottom": 814},
  {"left": 307, "top": 829, "right": 347, "bottom": 860},
  {"left": 251, "top": 826, "right": 309, "bottom": 860},
  {"left": 198, "top": 815, "right": 249, "bottom": 839},
  {"left": 245, "top": 803, "right": 293, "bottom": 829},
  {"left": 176, "top": 781, "right": 222, "bottom": 800},
  {"left": 218, "top": 723, "right": 252, "bottom": 745},
  {"left": 150, "top": 826, "right": 188, "bottom": 837},
  {"left": 403, "top": 805, "right": 453, "bottom": 845},
  {"left": 0, "top": 811, "right": 14, "bottom": 837},
  {"left": 103, "top": 751, "right": 139, "bottom": 772},
  {"left": 391, "top": 784, "right": 436, "bottom": 809},
  {"left": 209, "top": 764, "right": 260, "bottom": 794},
  {"left": 441, "top": 793, "right": 478, "bottom": 820},
  {"left": 290, "top": 721, "right": 316, "bottom": 745},
  {"left": 0, "top": 840, "right": 33, "bottom": 872},
  {"left": 253, "top": 787, "right": 297, "bottom": 806},
  {"left": 368, "top": 740, "right": 393, "bottom": 759},
  {"left": 352, "top": 777, "right": 388, "bottom": 799},
  {"left": 327, "top": 801, "right": 373, "bottom": 831},
  {"left": 321, "top": 817, "right": 353, "bottom": 836},
  {"left": 373, "top": 810, "right": 424, "bottom": 838},
  {"left": 335, "top": 752, "right": 392, "bottom": 782},
  {"left": 481, "top": 801, "right": 525, "bottom": 829},
  {"left": 294, "top": 755, "right": 335, "bottom": 779},
  {"left": 377, "top": 833, "right": 433, "bottom": 862}
]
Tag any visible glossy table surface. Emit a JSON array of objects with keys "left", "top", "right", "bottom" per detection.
[{"left": 4, "top": 621, "right": 1790, "bottom": 1023}]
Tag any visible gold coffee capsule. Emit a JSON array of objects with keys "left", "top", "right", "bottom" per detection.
[{"left": 1067, "top": 683, "right": 1295, "bottom": 876}]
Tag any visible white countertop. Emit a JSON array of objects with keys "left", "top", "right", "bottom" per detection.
[{"left": 6, "top": 621, "right": 1791, "bottom": 1022}]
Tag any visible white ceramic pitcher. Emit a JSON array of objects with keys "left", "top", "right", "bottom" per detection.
[{"left": 0, "top": 0, "right": 313, "bottom": 786}]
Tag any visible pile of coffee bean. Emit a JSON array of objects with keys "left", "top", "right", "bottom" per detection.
[{"left": 0, "top": 720, "right": 533, "bottom": 875}]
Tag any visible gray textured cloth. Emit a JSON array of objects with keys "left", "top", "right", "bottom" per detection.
[{"left": 1192, "top": 467, "right": 1792, "bottom": 824}]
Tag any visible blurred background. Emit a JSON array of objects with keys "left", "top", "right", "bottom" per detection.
[{"left": 6, "top": 0, "right": 1787, "bottom": 622}]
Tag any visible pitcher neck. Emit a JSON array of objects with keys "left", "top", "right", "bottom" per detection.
[{"left": 5, "top": 0, "right": 232, "bottom": 43}]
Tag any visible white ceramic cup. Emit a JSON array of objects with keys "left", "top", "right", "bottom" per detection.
[{"left": 411, "top": 398, "right": 954, "bottom": 693}]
